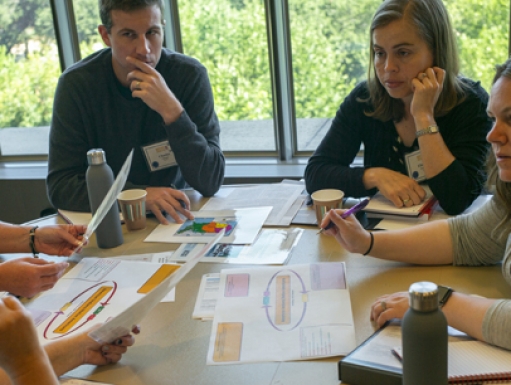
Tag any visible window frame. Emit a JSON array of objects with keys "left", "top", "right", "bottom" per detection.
[{"left": 0, "top": 0, "right": 510, "bottom": 165}]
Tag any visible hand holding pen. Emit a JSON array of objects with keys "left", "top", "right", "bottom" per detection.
[{"left": 317, "top": 198, "right": 370, "bottom": 234}]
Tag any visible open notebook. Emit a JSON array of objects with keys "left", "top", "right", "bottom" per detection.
[{"left": 339, "top": 322, "right": 511, "bottom": 385}]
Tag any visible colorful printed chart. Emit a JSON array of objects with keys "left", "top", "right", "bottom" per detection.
[{"left": 145, "top": 208, "right": 272, "bottom": 245}]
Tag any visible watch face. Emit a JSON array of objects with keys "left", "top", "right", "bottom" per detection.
[{"left": 437, "top": 285, "right": 453, "bottom": 305}]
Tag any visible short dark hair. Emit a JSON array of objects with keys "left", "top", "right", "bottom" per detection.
[
  {"left": 363, "top": 0, "right": 466, "bottom": 122},
  {"left": 99, "top": 0, "right": 165, "bottom": 32}
]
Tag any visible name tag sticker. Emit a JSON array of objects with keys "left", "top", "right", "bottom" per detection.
[
  {"left": 142, "top": 141, "right": 177, "bottom": 172},
  {"left": 405, "top": 150, "right": 426, "bottom": 182}
]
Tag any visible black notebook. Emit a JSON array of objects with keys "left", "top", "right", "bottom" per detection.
[{"left": 339, "top": 322, "right": 511, "bottom": 385}]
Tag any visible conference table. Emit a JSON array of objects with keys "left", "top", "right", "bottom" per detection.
[{"left": 5, "top": 189, "right": 511, "bottom": 385}]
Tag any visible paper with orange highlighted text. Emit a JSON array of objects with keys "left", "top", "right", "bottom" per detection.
[
  {"left": 207, "top": 262, "right": 356, "bottom": 364},
  {"left": 89, "top": 230, "right": 224, "bottom": 343},
  {"left": 23, "top": 231, "right": 223, "bottom": 344},
  {"left": 23, "top": 258, "right": 179, "bottom": 343}
]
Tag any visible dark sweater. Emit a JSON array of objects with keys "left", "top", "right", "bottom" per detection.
[
  {"left": 47, "top": 48, "right": 224, "bottom": 211},
  {"left": 305, "top": 79, "right": 491, "bottom": 215}
]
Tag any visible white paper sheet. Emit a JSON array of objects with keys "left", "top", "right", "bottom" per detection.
[
  {"left": 84, "top": 150, "right": 133, "bottom": 241},
  {"left": 88, "top": 231, "right": 223, "bottom": 343},
  {"left": 171, "top": 228, "right": 303, "bottom": 264},
  {"left": 207, "top": 262, "right": 356, "bottom": 364},
  {"left": 144, "top": 208, "right": 271, "bottom": 245},
  {"left": 200, "top": 184, "right": 304, "bottom": 226},
  {"left": 58, "top": 210, "right": 123, "bottom": 226},
  {"left": 290, "top": 195, "right": 317, "bottom": 225},
  {"left": 60, "top": 378, "right": 112, "bottom": 385},
  {"left": 108, "top": 252, "right": 179, "bottom": 302},
  {"left": 192, "top": 273, "right": 220, "bottom": 321},
  {"left": 109, "top": 251, "right": 175, "bottom": 264},
  {"left": 24, "top": 257, "right": 180, "bottom": 343}
]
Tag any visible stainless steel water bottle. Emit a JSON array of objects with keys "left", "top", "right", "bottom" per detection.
[
  {"left": 86, "top": 149, "right": 123, "bottom": 249},
  {"left": 402, "top": 281, "right": 448, "bottom": 385}
]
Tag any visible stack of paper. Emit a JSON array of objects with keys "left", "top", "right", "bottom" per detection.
[{"left": 200, "top": 183, "right": 305, "bottom": 226}]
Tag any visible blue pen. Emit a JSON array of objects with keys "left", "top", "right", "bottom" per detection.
[{"left": 317, "top": 198, "right": 370, "bottom": 234}]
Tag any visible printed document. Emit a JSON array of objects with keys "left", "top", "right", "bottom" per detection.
[
  {"left": 200, "top": 183, "right": 304, "bottom": 226},
  {"left": 193, "top": 273, "right": 220, "bottom": 320},
  {"left": 144, "top": 208, "right": 271, "bottom": 245},
  {"left": 207, "top": 262, "right": 356, "bottom": 364},
  {"left": 171, "top": 228, "right": 303, "bottom": 265},
  {"left": 24, "top": 258, "right": 180, "bottom": 343},
  {"left": 24, "top": 232, "right": 223, "bottom": 344}
]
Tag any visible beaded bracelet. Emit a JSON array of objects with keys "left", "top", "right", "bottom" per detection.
[
  {"left": 363, "top": 232, "right": 374, "bottom": 256},
  {"left": 29, "top": 226, "right": 39, "bottom": 258}
]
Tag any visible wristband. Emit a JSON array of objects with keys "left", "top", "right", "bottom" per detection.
[
  {"left": 363, "top": 232, "right": 374, "bottom": 256},
  {"left": 29, "top": 226, "right": 39, "bottom": 258}
]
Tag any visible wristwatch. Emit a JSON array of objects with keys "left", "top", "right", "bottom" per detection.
[
  {"left": 416, "top": 125, "right": 439, "bottom": 138},
  {"left": 437, "top": 285, "right": 453, "bottom": 308}
]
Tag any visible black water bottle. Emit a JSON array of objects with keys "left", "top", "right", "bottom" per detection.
[
  {"left": 402, "top": 281, "right": 448, "bottom": 385},
  {"left": 86, "top": 149, "right": 123, "bottom": 249}
]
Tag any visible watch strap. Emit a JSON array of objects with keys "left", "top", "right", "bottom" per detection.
[
  {"left": 29, "top": 226, "right": 39, "bottom": 257},
  {"left": 416, "top": 125, "right": 439, "bottom": 138}
]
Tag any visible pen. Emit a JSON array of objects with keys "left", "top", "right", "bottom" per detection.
[{"left": 317, "top": 198, "right": 370, "bottom": 234}]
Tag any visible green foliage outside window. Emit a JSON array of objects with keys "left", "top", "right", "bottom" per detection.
[{"left": 0, "top": 0, "right": 509, "bottom": 129}]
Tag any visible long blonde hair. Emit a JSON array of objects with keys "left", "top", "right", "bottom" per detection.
[
  {"left": 488, "top": 58, "right": 511, "bottom": 236},
  {"left": 363, "top": 0, "right": 466, "bottom": 122}
]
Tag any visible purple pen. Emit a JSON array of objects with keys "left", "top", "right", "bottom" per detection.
[{"left": 317, "top": 198, "right": 370, "bottom": 234}]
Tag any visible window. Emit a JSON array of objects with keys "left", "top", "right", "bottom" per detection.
[
  {"left": 74, "top": 0, "right": 104, "bottom": 58},
  {"left": 289, "top": 0, "right": 379, "bottom": 152},
  {"left": 0, "top": 0, "right": 59, "bottom": 156},
  {"left": 0, "top": 0, "right": 510, "bottom": 160},
  {"left": 445, "top": 0, "right": 510, "bottom": 92},
  {"left": 179, "top": 0, "right": 277, "bottom": 153}
]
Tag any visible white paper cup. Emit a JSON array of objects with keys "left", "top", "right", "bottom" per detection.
[
  {"left": 311, "top": 189, "right": 345, "bottom": 227},
  {"left": 117, "top": 189, "right": 147, "bottom": 231}
]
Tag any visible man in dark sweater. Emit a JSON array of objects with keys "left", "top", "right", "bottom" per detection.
[{"left": 47, "top": 0, "right": 225, "bottom": 224}]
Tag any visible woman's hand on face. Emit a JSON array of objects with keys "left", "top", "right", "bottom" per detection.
[
  {"left": 410, "top": 67, "right": 445, "bottom": 121},
  {"left": 364, "top": 167, "right": 426, "bottom": 207},
  {"left": 370, "top": 292, "right": 410, "bottom": 328}
]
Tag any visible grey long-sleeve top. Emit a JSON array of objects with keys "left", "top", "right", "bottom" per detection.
[
  {"left": 448, "top": 197, "right": 511, "bottom": 350},
  {"left": 47, "top": 48, "right": 224, "bottom": 211}
]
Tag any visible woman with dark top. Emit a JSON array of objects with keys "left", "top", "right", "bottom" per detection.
[{"left": 305, "top": 0, "right": 491, "bottom": 215}]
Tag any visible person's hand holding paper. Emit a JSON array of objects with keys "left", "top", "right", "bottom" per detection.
[{"left": 88, "top": 229, "right": 225, "bottom": 344}]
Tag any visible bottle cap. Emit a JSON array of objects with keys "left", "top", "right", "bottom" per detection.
[
  {"left": 408, "top": 281, "right": 439, "bottom": 312},
  {"left": 87, "top": 149, "right": 106, "bottom": 165}
]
